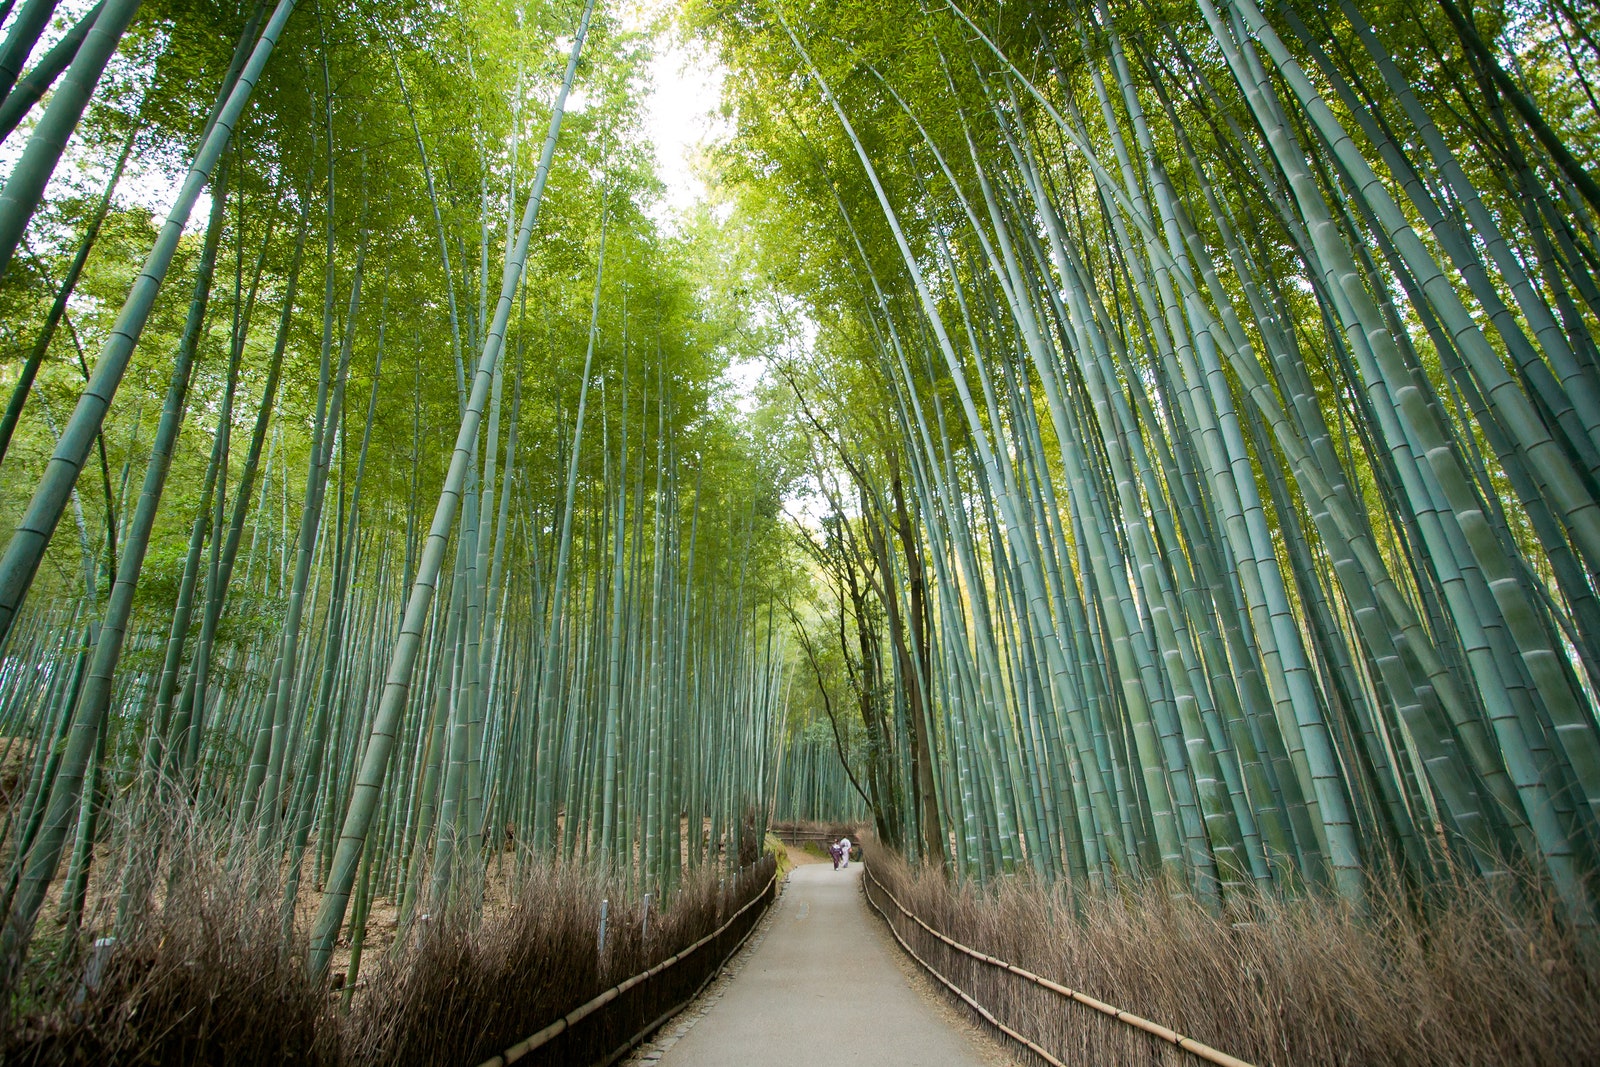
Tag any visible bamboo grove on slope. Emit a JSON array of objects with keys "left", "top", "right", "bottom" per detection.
[
  {"left": 703, "top": 0, "right": 1600, "bottom": 919},
  {"left": 0, "top": 0, "right": 791, "bottom": 989}
]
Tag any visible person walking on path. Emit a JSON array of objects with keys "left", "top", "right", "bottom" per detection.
[{"left": 837, "top": 837, "right": 852, "bottom": 869}]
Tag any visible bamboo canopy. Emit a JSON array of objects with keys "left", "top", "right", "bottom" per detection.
[
  {"left": 0, "top": 0, "right": 791, "bottom": 988},
  {"left": 727, "top": 0, "right": 1600, "bottom": 918},
  {"left": 0, "top": 0, "right": 1596, "bottom": 1002}
]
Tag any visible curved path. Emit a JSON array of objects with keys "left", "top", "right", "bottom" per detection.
[{"left": 634, "top": 860, "right": 1009, "bottom": 1067}]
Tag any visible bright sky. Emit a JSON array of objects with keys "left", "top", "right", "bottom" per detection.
[
  {"left": 618, "top": 0, "right": 783, "bottom": 422},
  {"left": 617, "top": 0, "right": 732, "bottom": 227}
]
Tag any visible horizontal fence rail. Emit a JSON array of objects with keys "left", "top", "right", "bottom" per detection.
[
  {"left": 862, "top": 862, "right": 1255, "bottom": 1067},
  {"left": 769, "top": 823, "right": 864, "bottom": 846},
  {"left": 478, "top": 866, "right": 778, "bottom": 1067}
]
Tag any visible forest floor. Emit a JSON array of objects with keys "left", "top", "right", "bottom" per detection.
[
  {"left": 781, "top": 840, "right": 827, "bottom": 868},
  {"left": 622, "top": 862, "right": 1016, "bottom": 1067}
]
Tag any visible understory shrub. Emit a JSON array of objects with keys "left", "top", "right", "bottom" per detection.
[
  {"left": 864, "top": 845, "right": 1600, "bottom": 1066},
  {"left": 1, "top": 810, "right": 776, "bottom": 1066}
]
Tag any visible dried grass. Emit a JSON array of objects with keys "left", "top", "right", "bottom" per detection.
[
  {"left": 1, "top": 809, "right": 776, "bottom": 1066},
  {"left": 864, "top": 846, "right": 1600, "bottom": 1067}
]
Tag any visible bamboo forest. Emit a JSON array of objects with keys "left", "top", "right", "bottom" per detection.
[{"left": 0, "top": 0, "right": 1598, "bottom": 1061}]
